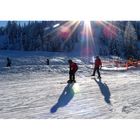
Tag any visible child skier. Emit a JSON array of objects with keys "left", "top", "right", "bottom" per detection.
[
  {"left": 91, "top": 56, "right": 102, "bottom": 78},
  {"left": 67, "top": 59, "right": 78, "bottom": 83}
]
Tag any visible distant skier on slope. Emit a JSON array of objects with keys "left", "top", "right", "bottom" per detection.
[
  {"left": 6, "top": 57, "right": 11, "bottom": 67},
  {"left": 91, "top": 56, "right": 102, "bottom": 78},
  {"left": 46, "top": 58, "right": 49, "bottom": 65},
  {"left": 67, "top": 59, "right": 78, "bottom": 83}
]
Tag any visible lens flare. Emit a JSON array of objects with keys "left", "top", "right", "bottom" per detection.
[
  {"left": 58, "top": 26, "right": 70, "bottom": 39},
  {"left": 84, "top": 20, "right": 91, "bottom": 27},
  {"left": 57, "top": 21, "right": 80, "bottom": 45},
  {"left": 99, "top": 21, "right": 120, "bottom": 39},
  {"left": 53, "top": 23, "right": 60, "bottom": 28},
  {"left": 44, "top": 21, "right": 122, "bottom": 58},
  {"left": 103, "top": 24, "right": 117, "bottom": 39},
  {"left": 44, "top": 21, "right": 80, "bottom": 43},
  {"left": 80, "top": 21, "right": 95, "bottom": 57},
  {"left": 72, "top": 83, "right": 80, "bottom": 93}
]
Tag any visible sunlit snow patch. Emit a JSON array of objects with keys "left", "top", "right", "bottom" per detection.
[
  {"left": 102, "top": 66, "right": 127, "bottom": 71},
  {"left": 72, "top": 83, "right": 80, "bottom": 93}
]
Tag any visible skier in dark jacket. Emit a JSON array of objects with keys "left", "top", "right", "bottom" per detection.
[
  {"left": 67, "top": 59, "right": 78, "bottom": 83},
  {"left": 6, "top": 57, "right": 11, "bottom": 67},
  {"left": 47, "top": 58, "right": 49, "bottom": 65},
  {"left": 91, "top": 56, "right": 102, "bottom": 78}
]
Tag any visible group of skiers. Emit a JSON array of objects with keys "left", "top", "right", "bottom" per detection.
[
  {"left": 5, "top": 56, "right": 102, "bottom": 83},
  {"left": 67, "top": 56, "right": 102, "bottom": 83}
]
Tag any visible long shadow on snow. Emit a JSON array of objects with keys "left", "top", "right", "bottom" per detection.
[
  {"left": 50, "top": 83, "right": 74, "bottom": 113},
  {"left": 94, "top": 78, "right": 112, "bottom": 105}
]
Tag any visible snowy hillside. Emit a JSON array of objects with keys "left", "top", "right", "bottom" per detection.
[{"left": 0, "top": 51, "right": 140, "bottom": 118}]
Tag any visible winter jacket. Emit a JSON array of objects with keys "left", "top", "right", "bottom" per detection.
[
  {"left": 70, "top": 62, "right": 78, "bottom": 73},
  {"left": 95, "top": 58, "right": 102, "bottom": 68}
]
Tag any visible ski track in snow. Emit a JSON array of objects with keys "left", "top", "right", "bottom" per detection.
[{"left": 0, "top": 52, "right": 140, "bottom": 118}]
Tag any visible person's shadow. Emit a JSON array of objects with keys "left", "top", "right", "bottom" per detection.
[
  {"left": 94, "top": 78, "right": 112, "bottom": 105},
  {"left": 50, "top": 83, "right": 75, "bottom": 113}
]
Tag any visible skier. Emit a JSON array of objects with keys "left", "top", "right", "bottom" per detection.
[
  {"left": 91, "top": 56, "right": 102, "bottom": 78},
  {"left": 6, "top": 57, "right": 11, "bottom": 67},
  {"left": 67, "top": 59, "right": 78, "bottom": 83},
  {"left": 47, "top": 58, "right": 49, "bottom": 65}
]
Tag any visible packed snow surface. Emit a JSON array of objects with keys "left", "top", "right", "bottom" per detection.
[{"left": 0, "top": 51, "right": 140, "bottom": 119}]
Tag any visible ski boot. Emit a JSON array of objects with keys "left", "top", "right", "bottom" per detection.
[
  {"left": 97, "top": 76, "right": 101, "bottom": 79},
  {"left": 67, "top": 80, "right": 73, "bottom": 83}
]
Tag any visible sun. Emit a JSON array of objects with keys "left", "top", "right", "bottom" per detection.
[{"left": 84, "top": 20, "right": 91, "bottom": 27}]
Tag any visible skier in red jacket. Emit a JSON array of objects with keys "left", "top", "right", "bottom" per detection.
[
  {"left": 67, "top": 59, "right": 78, "bottom": 83},
  {"left": 91, "top": 56, "right": 102, "bottom": 78}
]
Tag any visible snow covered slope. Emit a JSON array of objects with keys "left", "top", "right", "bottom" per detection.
[{"left": 0, "top": 51, "right": 140, "bottom": 118}]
